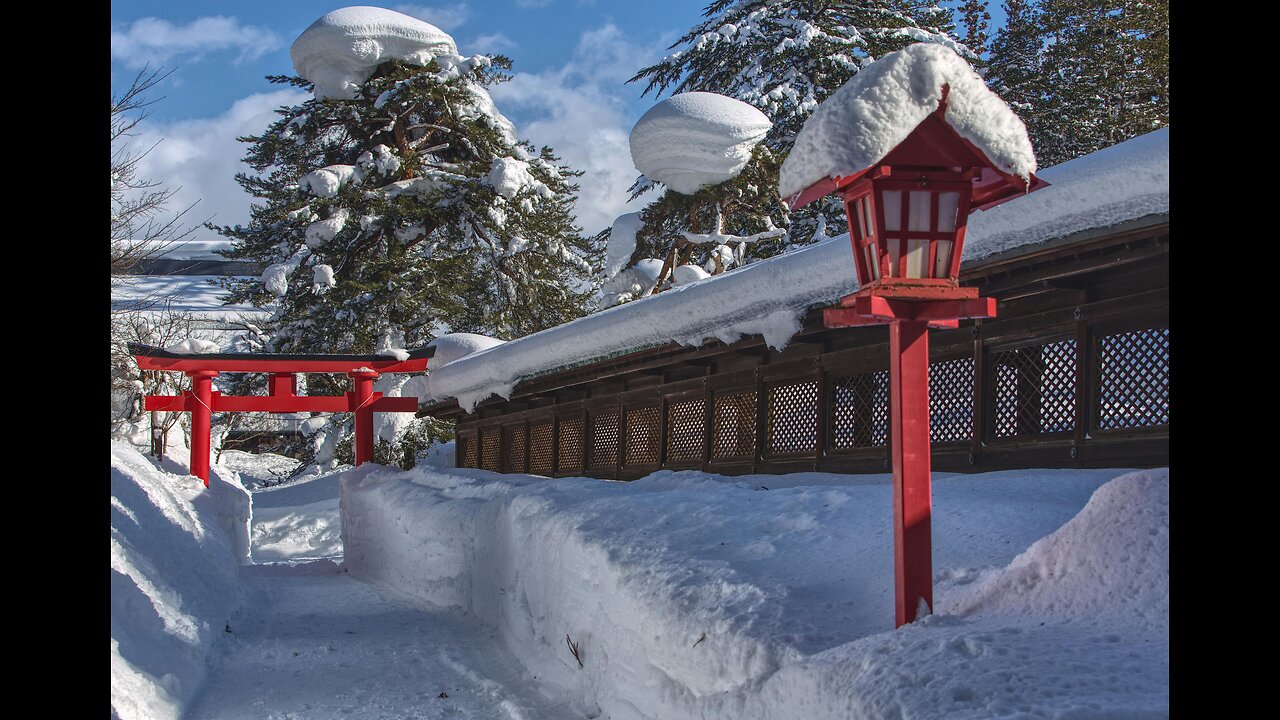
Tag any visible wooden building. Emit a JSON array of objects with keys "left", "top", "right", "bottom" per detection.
[{"left": 420, "top": 130, "right": 1169, "bottom": 480}]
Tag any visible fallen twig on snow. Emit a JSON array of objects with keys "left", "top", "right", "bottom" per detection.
[{"left": 566, "top": 633, "right": 583, "bottom": 668}]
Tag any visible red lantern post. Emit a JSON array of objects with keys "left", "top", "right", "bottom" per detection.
[{"left": 785, "top": 89, "right": 1047, "bottom": 627}]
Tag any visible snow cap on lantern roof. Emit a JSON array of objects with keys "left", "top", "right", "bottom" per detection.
[
  {"left": 291, "top": 6, "right": 458, "bottom": 100},
  {"left": 629, "top": 92, "right": 772, "bottom": 195},
  {"left": 778, "top": 43, "right": 1038, "bottom": 206}
]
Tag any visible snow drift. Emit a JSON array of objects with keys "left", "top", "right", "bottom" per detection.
[
  {"left": 110, "top": 442, "right": 251, "bottom": 720},
  {"left": 341, "top": 465, "right": 1167, "bottom": 719},
  {"left": 779, "top": 43, "right": 1036, "bottom": 200}
]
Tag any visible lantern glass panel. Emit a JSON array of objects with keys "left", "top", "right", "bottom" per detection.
[
  {"left": 908, "top": 191, "right": 931, "bottom": 232},
  {"left": 865, "top": 245, "right": 880, "bottom": 280},
  {"left": 882, "top": 191, "right": 902, "bottom": 232},
  {"left": 861, "top": 195, "right": 875, "bottom": 236},
  {"left": 887, "top": 238, "right": 901, "bottom": 277},
  {"left": 938, "top": 192, "right": 960, "bottom": 233},
  {"left": 906, "top": 239, "right": 929, "bottom": 278},
  {"left": 935, "top": 239, "right": 953, "bottom": 279}
]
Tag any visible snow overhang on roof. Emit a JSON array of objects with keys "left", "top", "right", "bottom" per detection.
[
  {"left": 778, "top": 43, "right": 1039, "bottom": 209},
  {"left": 426, "top": 128, "right": 1168, "bottom": 413}
]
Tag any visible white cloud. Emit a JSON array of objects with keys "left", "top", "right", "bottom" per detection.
[
  {"left": 489, "top": 24, "right": 669, "bottom": 236},
  {"left": 126, "top": 89, "right": 310, "bottom": 240},
  {"left": 391, "top": 4, "right": 471, "bottom": 31},
  {"left": 468, "top": 32, "right": 518, "bottom": 54},
  {"left": 111, "top": 16, "right": 283, "bottom": 69}
]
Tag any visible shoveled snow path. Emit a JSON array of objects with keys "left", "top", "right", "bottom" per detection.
[{"left": 187, "top": 562, "right": 568, "bottom": 719}]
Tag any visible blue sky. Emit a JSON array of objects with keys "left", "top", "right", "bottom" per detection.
[{"left": 111, "top": 1, "right": 1000, "bottom": 238}]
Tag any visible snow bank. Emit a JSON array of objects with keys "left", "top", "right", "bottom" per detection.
[
  {"left": 341, "top": 465, "right": 1166, "bottom": 719},
  {"left": 291, "top": 6, "right": 458, "bottom": 100},
  {"left": 426, "top": 332, "right": 505, "bottom": 368},
  {"left": 111, "top": 442, "right": 251, "bottom": 720},
  {"left": 751, "top": 469, "right": 1169, "bottom": 720},
  {"left": 630, "top": 92, "right": 772, "bottom": 194},
  {"left": 426, "top": 128, "right": 1167, "bottom": 410},
  {"left": 779, "top": 43, "right": 1035, "bottom": 200}
]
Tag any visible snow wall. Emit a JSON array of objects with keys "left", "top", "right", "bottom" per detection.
[
  {"left": 110, "top": 442, "right": 252, "bottom": 720},
  {"left": 341, "top": 465, "right": 1168, "bottom": 719}
]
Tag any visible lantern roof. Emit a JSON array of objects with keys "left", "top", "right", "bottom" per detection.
[{"left": 779, "top": 43, "right": 1042, "bottom": 210}]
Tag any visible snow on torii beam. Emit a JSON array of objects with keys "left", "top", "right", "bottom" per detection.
[{"left": 131, "top": 342, "right": 433, "bottom": 486}]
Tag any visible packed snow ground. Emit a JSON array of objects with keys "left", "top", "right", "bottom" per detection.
[{"left": 111, "top": 444, "right": 1168, "bottom": 719}]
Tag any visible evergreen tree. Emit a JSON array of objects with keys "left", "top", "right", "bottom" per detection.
[
  {"left": 985, "top": 0, "right": 1048, "bottom": 142},
  {"left": 214, "top": 52, "right": 600, "bottom": 466},
  {"left": 987, "top": 0, "right": 1168, "bottom": 167},
  {"left": 956, "top": 0, "right": 993, "bottom": 59},
  {"left": 606, "top": 0, "right": 969, "bottom": 301}
]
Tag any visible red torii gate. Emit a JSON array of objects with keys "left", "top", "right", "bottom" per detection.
[{"left": 131, "top": 343, "right": 433, "bottom": 485}]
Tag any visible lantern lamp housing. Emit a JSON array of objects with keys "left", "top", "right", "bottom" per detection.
[{"left": 786, "top": 88, "right": 1048, "bottom": 302}]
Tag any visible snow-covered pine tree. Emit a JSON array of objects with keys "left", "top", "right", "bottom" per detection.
[
  {"left": 956, "top": 0, "right": 992, "bottom": 59},
  {"left": 987, "top": 0, "right": 1168, "bottom": 167},
  {"left": 214, "top": 9, "right": 600, "bottom": 467},
  {"left": 604, "top": 0, "right": 969, "bottom": 299},
  {"left": 984, "top": 1, "right": 1048, "bottom": 148}
]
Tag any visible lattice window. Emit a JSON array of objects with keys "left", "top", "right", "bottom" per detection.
[
  {"left": 459, "top": 434, "right": 477, "bottom": 468},
  {"left": 625, "top": 405, "right": 661, "bottom": 465},
  {"left": 992, "top": 340, "right": 1077, "bottom": 438},
  {"left": 713, "top": 391, "right": 757, "bottom": 459},
  {"left": 588, "top": 411, "right": 620, "bottom": 470},
  {"left": 503, "top": 424, "right": 527, "bottom": 473},
  {"left": 666, "top": 397, "right": 706, "bottom": 463},
  {"left": 557, "top": 417, "right": 583, "bottom": 471},
  {"left": 1096, "top": 327, "right": 1169, "bottom": 430},
  {"left": 830, "top": 370, "right": 889, "bottom": 449},
  {"left": 480, "top": 430, "right": 500, "bottom": 471},
  {"left": 766, "top": 380, "right": 818, "bottom": 456},
  {"left": 930, "top": 357, "right": 975, "bottom": 443},
  {"left": 529, "top": 422, "right": 553, "bottom": 475}
]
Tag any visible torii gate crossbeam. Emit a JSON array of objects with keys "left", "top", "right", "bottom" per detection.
[{"left": 131, "top": 343, "right": 434, "bottom": 485}]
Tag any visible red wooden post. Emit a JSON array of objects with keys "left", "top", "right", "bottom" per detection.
[
  {"left": 350, "top": 370, "right": 380, "bottom": 466},
  {"left": 187, "top": 370, "right": 219, "bottom": 486},
  {"left": 889, "top": 320, "right": 933, "bottom": 626}
]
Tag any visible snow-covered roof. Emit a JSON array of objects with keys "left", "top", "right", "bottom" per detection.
[
  {"left": 291, "top": 6, "right": 458, "bottom": 100},
  {"left": 779, "top": 43, "right": 1036, "bottom": 200},
  {"left": 427, "top": 128, "right": 1168, "bottom": 412},
  {"left": 630, "top": 92, "right": 772, "bottom": 195}
]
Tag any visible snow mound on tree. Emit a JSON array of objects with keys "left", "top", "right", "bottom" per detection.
[
  {"left": 486, "top": 157, "right": 552, "bottom": 199},
  {"left": 779, "top": 43, "right": 1036, "bottom": 200},
  {"left": 597, "top": 257, "right": 665, "bottom": 310},
  {"left": 604, "top": 212, "right": 643, "bottom": 280},
  {"left": 630, "top": 92, "right": 772, "bottom": 195},
  {"left": 299, "top": 164, "right": 359, "bottom": 197},
  {"left": 291, "top": 6, "right": 459, "bottom": 100},
  {"left": 427, "top": 333, "right": 506, "bottom": 368},
  {"left": 672, "top": 263, "right": 711, "bottom": 285}
]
